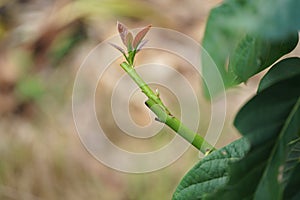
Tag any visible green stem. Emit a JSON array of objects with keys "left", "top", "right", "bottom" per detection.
[
  {"left": 120, "top": 62, "right": 216, "bottom": 154},
  {"left": 120, "top": 62, "right": 170, "bottom": 114},
  {"left": 145, "top": 99, "right": 215, "bottom": 153}
]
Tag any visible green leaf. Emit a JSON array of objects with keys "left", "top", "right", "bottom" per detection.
[
  {"left": 253, "top": 95, "right": 300, "bottom": 199},
  {"left": 206, "top": 63, "right": 300, "bottom": 199},
  {"left": 202, "top": 3, "right": 244, "bottom": 95},
  {"left": 202, "top": 0, "right": 299, "bottom": 98},
  {"left": 258, "top": 57, "right": 300, "bottom": 92},
  {"left": 282, "top": 139, "right": 300, "bottom": 192},
  {"left": 283, "top": 162, "right": 300, "bottom": 200},
  {"left": 172, "top": 138, "right": 249, "bottom": 200},
  {"left": 221, "top": 0, "right": 300, "bottom": 39},
  {"left": 228, "top": 34, "right": 298, "bottom": 83}
]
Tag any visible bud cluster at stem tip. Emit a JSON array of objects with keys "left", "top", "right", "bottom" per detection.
[{"left": 109, "top": 21, "right": 152, "bottom": 65}]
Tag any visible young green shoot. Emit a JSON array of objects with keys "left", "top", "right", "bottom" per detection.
[{"left": 110, "top": 22, "right": 216, "bottom": 154}]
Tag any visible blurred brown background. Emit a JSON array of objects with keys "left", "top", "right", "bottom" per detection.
[{"left": 1, "top": 0, "right": 299, "bottom": 199}]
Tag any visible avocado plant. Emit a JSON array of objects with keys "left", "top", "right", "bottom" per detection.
[{"left": 111, "top": 0, "right": 300, "bottom": 199}]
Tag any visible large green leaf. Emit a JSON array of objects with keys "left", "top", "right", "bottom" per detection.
[
  {"left": 202, "top": 0, "right": 299, "bottom": 97},
  {"left": 228, "top": 34, "right": 298, "bottom": 83},
  {"left": 283, "top": 156, "right": 300, "bottom": 200},
  {"left": 219, "top": 0, "right": 300, "bottom": 39},
  {"left": 258, "top": 57, "right": 300, "bottom": 92},
  {"left": 285, "top": 165, "right": 300, "bottom": 200},
  {"left": 173, "top": 60, "right": 300, "bottom": 200},
  {"left": 205, "top": 59, "right": 300, "bottom": 199},
  {"left": 202, "top": 3, "right": 245, "bottom": 96},
  {"left": 257, "top": 59, "right": 300, "bottom": 194},
  {"left": 282, "top": 140, "right": 300, "bottom": 200},
  {"left": 172, "top": 138, "right": 249, "bottom": 200}
]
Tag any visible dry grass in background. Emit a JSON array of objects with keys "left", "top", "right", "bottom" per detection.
[{"left": 1, "top": 0, "right": 299, "bottom": 199}]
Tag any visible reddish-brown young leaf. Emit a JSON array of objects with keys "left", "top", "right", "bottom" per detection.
[
  {"left": 109, "top": 42, "right": 126, "bottom": 55},
  {"left": 136, "top": 40, "right": 148, "bottom": 52},
  {"left": 117, "top": 21, "right": 129, "bottom": 46},
  {"left": 126, "top": 32, "right": 133, "bottom": 51},
  {"left": 133, "top": 25, "right": 152, "bottom": 49}
]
